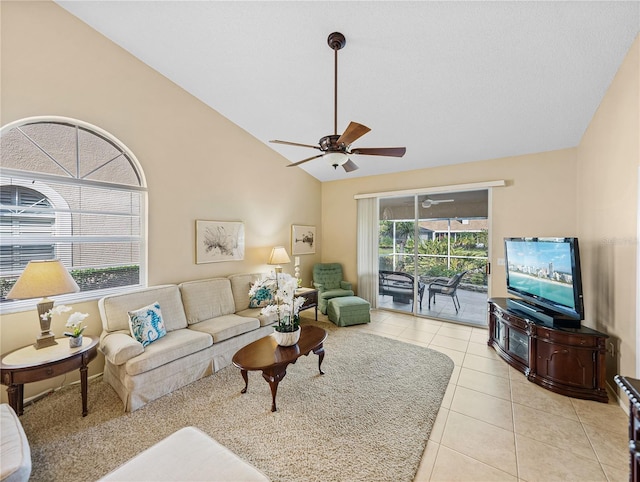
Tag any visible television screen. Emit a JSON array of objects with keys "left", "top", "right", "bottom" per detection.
[{"left": 504, "top": 237, "right": 584, "bottom": 321}]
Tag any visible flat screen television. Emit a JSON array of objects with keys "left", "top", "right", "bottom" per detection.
[{"left": 504, "top": 237, "right": 584, "bottom": 326}]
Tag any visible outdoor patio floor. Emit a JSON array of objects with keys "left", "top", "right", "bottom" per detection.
[{"left": 378, "top": 288, "right": 488, "bottom": 326}]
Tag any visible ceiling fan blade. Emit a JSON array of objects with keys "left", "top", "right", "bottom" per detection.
[
  {"left": 286, "top": 153, "right": 324, "bottom": 167},
  {"left": 342, "top": 159, "right": 359, "bottom": 172},
  {"left": 350, "top": 147, "right": 407, "bottom": 157},
  {"left": 270, "top": 139, "right": 321, "bottom": 150},
  {"left": 337, "top": 122, "right": 371, "bottom": 146},
  {"left": 433, "top": 199, "right": 455, "bottom": 204}
]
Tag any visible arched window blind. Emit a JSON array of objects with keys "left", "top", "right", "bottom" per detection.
[{"left": 0, "top": 117, "right": 147, "bottom": 312}]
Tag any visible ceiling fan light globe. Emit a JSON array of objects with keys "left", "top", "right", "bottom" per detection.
[{"left": 323, "top": 152, "right": 349, "bottom": 168}]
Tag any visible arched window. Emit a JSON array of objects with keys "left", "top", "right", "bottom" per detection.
[{"left": 0, "top": 117, "right": 147, "bottom": 312}]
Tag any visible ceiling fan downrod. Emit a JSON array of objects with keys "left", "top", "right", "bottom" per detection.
[
  {"left": 328, "top": 32, "right": 346, "bottom": 136},
  {"left": 268, "top": 31, "right": 406, "bottom": 172}
]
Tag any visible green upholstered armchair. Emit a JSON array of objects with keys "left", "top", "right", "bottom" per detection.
[{"left": 313, "top": 263, "right": 354, "bottom": 314}]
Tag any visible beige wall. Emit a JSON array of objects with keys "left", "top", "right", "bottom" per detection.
[
  {"left": 0, "top": 1, "right": 321, "bottom": 401},
  {"left": 321, "top": 148, "right": 578, "bottom": 297},
  {"left": 577, "top": 35, "right": 639, "bottom": 381}
]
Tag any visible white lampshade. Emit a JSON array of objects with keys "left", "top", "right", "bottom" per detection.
[
  {"left": 323, "top": 152, "right": 349, "bottom": 168},
  {"left": 7, "top": 259, "right": 80, "bottom": 350},
  {"left": 268, "top": 246, "right": 291, "bottom": 266},
  {"left": 7, "top": 259, "right": 79, "bottom": 300}
]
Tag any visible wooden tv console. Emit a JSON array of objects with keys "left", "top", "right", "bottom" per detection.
[{"left": 488, "top": 298, "right": 608, "bottom": 402}]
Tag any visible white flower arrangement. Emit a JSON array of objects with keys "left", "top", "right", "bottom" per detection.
[
  {"left": 41, "top": 304, "right": 88, "bottom": 338},
  {"left": 249, "top": 272, "right": 305, "bottom": 333},
  {"left": 41, "top": 304, "right": 72, "bottom": 319}
]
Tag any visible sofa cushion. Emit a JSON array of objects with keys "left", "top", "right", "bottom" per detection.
[
  {"left": 99, "top": 285, "right": 188, "bottom": 333},
  {"left": 318, "top": 288, "right": 354, "bottom": 300},
  {"left": 124, "top": 329, "right": 213, "bottom": 377},
  {"left": 0, "top": 404, "right": 31, "bottom": 482},
  {"left": 228, "top": 273, "right": 264, "bottom": 312},
  {"left": 128, "top": 302, "right": 167, "bottom": 347},
  {"left": 179, "top": 278, "right": 236, "bottom": 325},
  {"left": 188, "top": 314, "right": 260, "bottom": 343},
  {"left": 236, "top": 308, "right": 277, "bottom": 327}
]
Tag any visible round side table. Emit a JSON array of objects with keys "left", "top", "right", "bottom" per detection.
[{"left": 1, "top": 336, "right": 99, "bottom": 417}]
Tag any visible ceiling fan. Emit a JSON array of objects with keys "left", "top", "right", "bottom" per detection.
[
  {"left": 270, "top": 32, "right": 406, "bottom": 172},
  {"left": 421, "top": 197, "right": 455, "bottom": 208}
]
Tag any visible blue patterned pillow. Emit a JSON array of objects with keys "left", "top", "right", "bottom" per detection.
[
  {"left": 249, "top": 286, "right": 273, "bottom": 308},
  {"left": 128, "top": 302, "right": 167, "bottom": 347}
]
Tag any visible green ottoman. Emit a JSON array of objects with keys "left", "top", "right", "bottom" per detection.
[{"left": 327, "top": 296, "right": 371, "bottom": 326}]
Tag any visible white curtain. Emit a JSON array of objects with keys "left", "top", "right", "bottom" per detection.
[{"left": 356, "top": 197, "right": 378, "bottom": 307}]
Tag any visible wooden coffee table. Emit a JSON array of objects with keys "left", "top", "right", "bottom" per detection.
[{"left": 232, "top": 325, "right": 327, "bottom": 412}]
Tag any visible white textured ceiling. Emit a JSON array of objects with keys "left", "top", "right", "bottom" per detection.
[{"left": 56, "top": 1, "right": 639, "bottom": 182}]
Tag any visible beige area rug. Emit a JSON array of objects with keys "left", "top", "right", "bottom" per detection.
[{"left": 20, "top": 321, "right": 454, "bottom": 482}]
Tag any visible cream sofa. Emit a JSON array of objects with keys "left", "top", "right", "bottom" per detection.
[{"left": 98, "top": 274, "right": 274, "bottom": 412}]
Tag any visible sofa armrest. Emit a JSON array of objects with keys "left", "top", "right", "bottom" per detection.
[
  {"left": 340, "top": 281, "right": 352, "bottom": 290},
  {"left": 100, "top": 332, "right": 144, "bottom": 366}
]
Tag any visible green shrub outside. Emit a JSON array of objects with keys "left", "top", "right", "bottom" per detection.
[
  {"left": 378, "top": 227, "right": 488, "bottom": 287},
  {"left": 0, "top": 265, "right": 140, "bottom": 300}
]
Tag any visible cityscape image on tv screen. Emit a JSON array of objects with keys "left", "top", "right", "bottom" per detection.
[{"left": 506, "top": 240, "right": 575, "bottom": 309}]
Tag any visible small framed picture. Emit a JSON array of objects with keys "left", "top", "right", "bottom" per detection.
[
  {"left": 291, "top": 225, "right": 316, "bottom": 255},
  {"left": 196, "top": 220, "right": 245, "bottom": 264}
]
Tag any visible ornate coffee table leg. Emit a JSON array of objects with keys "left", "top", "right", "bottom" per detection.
[
  {"left": 313, "top": 344, "right": 325, "bottom": 375},
  {"left": 263, "top": 368, "right": 287, "bottom": 412},
  {"left": 240, "top": 369, "right": 249, "bottom": 394}
]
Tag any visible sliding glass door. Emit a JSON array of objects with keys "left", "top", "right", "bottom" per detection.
[
  {"left": 379, "top": 195, "right": 417, "bottom": 315},
  {"left": 378, "top": 190, "right": 489, "bottom": 325}
]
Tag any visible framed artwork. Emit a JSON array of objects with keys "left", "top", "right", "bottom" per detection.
[
  {"left": 196, "top": 220, "right": 245, "bottom": 264},
  {"left": 291, "top": 225, "right": 316, "bottom": 255}
]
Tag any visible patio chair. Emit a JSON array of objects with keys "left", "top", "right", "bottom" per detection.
[{"left": 428, "top": 271, "right": 468, "bottom": 313}]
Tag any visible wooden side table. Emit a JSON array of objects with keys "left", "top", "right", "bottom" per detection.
[
  {"left": 1, "top": 336, "right": 99, "bottom": 417},
  {"left": 295, "top": 287, "right": 318, "bottom": 320}
]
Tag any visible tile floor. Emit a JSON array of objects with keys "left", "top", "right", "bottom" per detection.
[{"left": 339, "top": 309, "right": 630, "bottom": 482}]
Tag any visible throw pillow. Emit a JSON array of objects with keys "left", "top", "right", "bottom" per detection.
[
  {"left": 128, "top": 302, "right": 167, "bottom": 347},
  {"left": 249, "top": 286, "right": 273, "bottom": 308}
]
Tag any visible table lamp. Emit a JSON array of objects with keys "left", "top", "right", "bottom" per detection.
[
  {"left": 268, "top": 246, "right": 291, "bottom": 274},
  {"left": 6, "top": 259, "right": 80, "bottom": 349}
]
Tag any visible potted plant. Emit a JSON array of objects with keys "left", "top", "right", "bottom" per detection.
[
  {"left": 42, "top": 305, "right": 89, "bottom": 348},
  {"left": 64, "top": 311, "right": 89, "bottom": 347},
  {"left": 249, "top": 272, "right": 305, "bottom": 346}
]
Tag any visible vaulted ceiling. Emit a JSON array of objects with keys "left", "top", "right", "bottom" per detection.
[{"left": 56, "top": 1, "right": 639, "bottom": 182}]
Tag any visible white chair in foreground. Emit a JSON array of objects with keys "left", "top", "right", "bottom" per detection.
[
  {"left": 99, "top": 426, "right": 269, "bottom": 481},
  {"left": 0, "top": 404, "right": 31, "bottom": 482}
]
